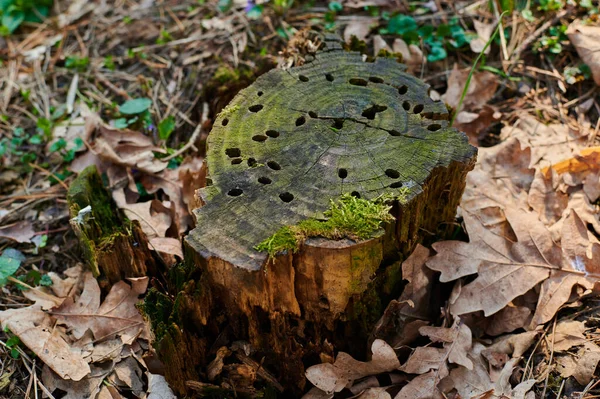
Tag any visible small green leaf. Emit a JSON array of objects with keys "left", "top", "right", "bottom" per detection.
[
  {"left": 427, "top": 44, "right": 447, "bottom": 62},
  {"left": 40, "top": 274, "right": 53, "bottom": 286},
  {"left": 113, "top": 118, "right": 128, "bottom": 129},
  {"left": 49, "top": 138, "right": 67, "bottom": 152},
  {"left": 119, "top": 98, "right": 152, "bottom": 115},
  {"left": 328, "top": 1, "right": 343, "bottom": 12},
  {"left": 246, "top": 5, "right": 263, "bottom": 19},
  {"left": 28, "top": 134, "right": 43, "bottom": 145},
  {"left": 0, "top": 256, "right": 21, "bottom": 285},
  {"left": 388, "top": 14, "right": 417, "bottom": 36},
  {"left": 158, "top": 115, "right": 176, "bottom": 141},
  {"left": 522, "top": 9, "right": 534, "bottom": 22},
  {"left": 218, "top": 0, "right": 232, "bottom": 12},
  {"left": 2, "top": 10, "right": 24, "bottom": 34}
]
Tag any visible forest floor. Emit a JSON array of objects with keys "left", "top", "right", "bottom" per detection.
[{"left": 0, "top": 0, "right": 600, "bottom": 398}]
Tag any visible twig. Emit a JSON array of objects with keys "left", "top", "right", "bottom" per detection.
[
  {"left": 509, "top": 8, "right": 569, "bottom": 72},
  {"left": 162, "top": 103, "right": 205, "bottom": 161},
  {"left": 28, "top": 163, "right": 69, "bottom": 191}
]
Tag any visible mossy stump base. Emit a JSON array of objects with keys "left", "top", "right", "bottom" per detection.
[
  {"left": 67, "top": 165, "right": 157, "bottom": 287},
  {"left": 148, "top": 36, "right": 477, "bottom": 397}
]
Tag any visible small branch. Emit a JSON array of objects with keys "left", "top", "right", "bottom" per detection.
[{"left": 162, "top": 103, "right": 205, "bottom": 161}]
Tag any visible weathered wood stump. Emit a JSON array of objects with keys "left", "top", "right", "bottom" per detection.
[
  {"left": 145, "top": 36, "right": 476, "bottom": 397},
  {"left": 67, "top": 165, "right": 158, "bottom": 287}
]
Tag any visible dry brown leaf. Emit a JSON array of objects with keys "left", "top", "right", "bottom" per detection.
[
  {"left": 149, "top": 237, "right": 183, "bottom": 260},
  {"left": 427, "top": 206, "right": 596, "bottom": 324},
  {"left": 392, "top": 39, "right": 423, "bottom": 74},
  {"left": 0, "top": 221, "right": 35, "bottom": 243},
  {"left": 51, "top": 273, "right": 148, "bottom": 344},
  {"left": 354, "top": 387, "right": 392, "bottom": 399},
  {"left": 178, "top": 156, "right": 207, "bottom": 216},
  {"left": 393, "top": 371, "right": 440, "bottom": 399},
  {"left": 453, "top": 105, "right": 501, "bottom": 146},
  {"left": 567, "top": 20, "right": 600, "bottom": 85},
  {"left": 112, "top": 188, "right": 172, "bottom": 239},
  {"left": 0, "top": 306, "right": 91, "bottom": 381},
  {"left": 305, "top": 339, "right": 400, "bottom": 394},
  {"left": 552, "top": 320, "right": 586, "bottom": 352},
  {"left": 398, "top": 244, "right": 435, "bottom": 319},
  {"left": 418, "top": 318, "right": 473, "bottom": 370},
  {"left": 372, "top": 246, "right": 434, "bottom": 348},
  {"left": 557, "top": 342, "right": 600, "bottom": 385},
  {"left": 470, "top": 20, "right": 495, "bottom": 54},
  {"left": 93, "top": 125, "right": 167, "bottom": 173},
  {"left": 343, "top": 17, "right": 376, "bottom": 42},
  {"left": 373, "top": 35, "right": 391, "bottom": 55},
  {"left": 148, "top": 373, "right": 177, "bottom": 399},
  {"left": 485, "top": 305, "right": 532, "bottom": 336},
  {"left": 529, "top": 211, "right": 598, "bottom": 327},
  {"left": 400, "top": 347, "right": 448, "bottom": 375},
  {"left": 501, "top": 116, "right": 588, "bottom": 167},
  {"left": 42, "top": 363, "right": 111, "bottom": 399},
  {"left": 441, "top": 65, "right": 498, "bottom": 112}
]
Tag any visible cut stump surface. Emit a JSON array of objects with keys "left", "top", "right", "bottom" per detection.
[{"left": 154, "top": 36, "right": 477, "bottom": 397}]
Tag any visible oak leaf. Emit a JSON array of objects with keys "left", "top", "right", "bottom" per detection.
[{"left": 51, "top": 272, "right": 149, "bottom": 344}]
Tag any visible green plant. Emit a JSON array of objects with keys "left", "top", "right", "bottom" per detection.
[
  {"left": 537, "top": 0, "right": 564, "bottom": 11},
  {"left": 534, "top": 24, "right": 568, "bottom": 54},
  {"left": 65, "top": 55, "right": 90, "bottom": 71},
  {"left": 4, "top": 331, "right": 21, "bottom": 359},
  {"left": 103, "top": 55, "right": 116, "bottom": 70},
  {"left": 384, "top": 15, "right": 474, "bottom": 62},
  {"left": 0, "top": 248, "right": 24, "bottom": 286},
  {"left": 0, "top": 0, "right": 52, "bottom": 35},
  {"left": 158, "top": 115, "right": 175, "bottom": 141},
  {"left": 156, "top": 29, "right": 173, "bottom": 45}
]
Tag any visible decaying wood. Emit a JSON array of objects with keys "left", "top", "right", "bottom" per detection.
[
  {"left": 146, "top": 35, "right": 477, "bottom": 397},
  {"left": 67, "top": 165, "right": 157, "bottom": 286}
]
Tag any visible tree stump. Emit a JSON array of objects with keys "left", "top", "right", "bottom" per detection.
[
  {"left": 67, "top": 165, "right": 158, "bottom": 287},
  {"left": 145, "top": 36, "right": 477, "bottom": 397}
]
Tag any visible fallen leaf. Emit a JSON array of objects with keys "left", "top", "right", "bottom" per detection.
[
  {"left": 470, "top": 20, "right": 495, "bottom": 54},
  {"left": 0, "top": 221, "right": 35, "bottom": 243},
  {"left": 552, "top": 320, "right": 586, "bottom": 352},
  {"left": 0, "top": 306, "right": 90, "bottom": 380},
  {"left": 149, "top": 237, "right": 183, "bottom": 259},
  {"left": 393, "top": 371, "right": 440, "bottom": 399},
  {"left": 400, "top": 347, "right": 448, "bottom": 375},
  {"left": 148, "top": 373, "right": 177, "bottom": 399},
  {"left": 94, "top": 125, "right": 167, "bottom": 174},
  {"left": 305, "top": 339, "right": 400, "bottom": 394},
  {"left": 501, "top": 116, "right": 587, "bottom": 167},
  {"left": 427, "top": 206, "right": 594, "bottom": 324},
  {"left": 373, "top": 35, "right": 391, "bottom": 55},
  {"left": 42, "top": 363, "right": 110, "bottom": 399},
  {"left": 51, "top": 273, "right": 149, "bottom": 344},
  {"left": 441, "top": 65, "right": 498, "bottom": 112},
  {"left": 567, "top": 20, "right": 600, "bottom": 85},
  {"left": 419, "top": 318, "right": 473, "bottom": 370},
  {"left": 112, "top": 188, "right": 172, "bottom": 239},
  {"left": 344, "top": 17, "right": 376, "bottom": 42},
  {"left": 485, "top": 305, "right": 532, "bottom": 336}
]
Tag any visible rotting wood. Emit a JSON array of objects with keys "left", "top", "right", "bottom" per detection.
[
  {"left": 67, "top": 165, "right": 158, "bottom": 287},
  {"left": 144, "top": 35, "right": 477, "bottom": 397}
]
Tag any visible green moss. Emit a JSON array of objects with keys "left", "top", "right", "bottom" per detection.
[
  {"left": 213, "top": 65, "right": 241, "bottom": 84},
  {"left": 255, "top": 193, "right": 395, "bottom": 258}
]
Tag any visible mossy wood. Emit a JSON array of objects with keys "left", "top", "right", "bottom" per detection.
[
  {"left": 152, "top": 36, "right": 476, "bottom": 397},
  {"left": 67, "top": 165, "right": 158, "bottom": 286}
]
